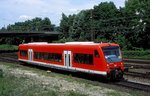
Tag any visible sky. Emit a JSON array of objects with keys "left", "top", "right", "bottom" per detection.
[{"left": 0, "top": 0, "right": 125, "bottom": 28}]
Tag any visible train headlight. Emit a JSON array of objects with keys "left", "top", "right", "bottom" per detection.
[
  {"left": 107, "top": 64, "right": 109, "bottom": 68},
  {"left": 121, "top": 63, "right": 123, "bottom": 66}
]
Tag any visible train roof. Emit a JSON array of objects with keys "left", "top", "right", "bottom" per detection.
[{"left": 19, "top": 42, "right": 119, "bottom": 47}]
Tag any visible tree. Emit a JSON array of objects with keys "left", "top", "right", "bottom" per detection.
[
  {"left": 59, "top": 13, "right": 69, "bottom": 38},
  {"left": 124, "top": 0, "right": 150, "bottom": 49},
  {"left": 0, "top": 27, "right": 6, "bottom": 32},
  {"left": 92, "top": 2, "right": 119, "bottom": 41},
  {"left": 59, "top": 13, "right": 75, "bottom": 38},
  {"left": 0, "top": 17, "right": 55, "bottom": 32},
  {"left": 70, "top": 11, "right": 85, "bottom": 40},
  {"left": 0, "top": 17, "right": 55, "bottom": 45},
  {"left": 31, "top": 17, "right": 42, "bottom": 31},
  {"left": 41, "top": 17, "right": 53, "bottom": 31}
]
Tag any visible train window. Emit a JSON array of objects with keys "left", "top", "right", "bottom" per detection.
[
  {"left": 74, "top": 53, "right": 93, "bottom": 65},
  {"left": 20, "top": 50, "right": 27, "bottom": 56},
  {"left": 34, "top": 52, "right": 62, "bottom": 62},
  {"left": 34, "top": 52, "right": 41, "bottom": 59},
  {"left": 94, "top": 50, "right": 100, "bottom": 58},
  {"left": 49, "top": 53, "right": 62, "bottom": 62}
]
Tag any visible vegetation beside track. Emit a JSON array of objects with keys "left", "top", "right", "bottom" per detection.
[
  {"left": 122, "top": 50, "right": 150, "bottom": 59},
  {"left": 0, "top": 44, "right": 18, "bottom": 51},
  {"left": 0, "top": 62, "right": 149, "bottom": 96}
]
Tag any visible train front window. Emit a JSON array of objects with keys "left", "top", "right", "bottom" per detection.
[{"left": 102, "top": 46, "right": 122, "bottom": 63}]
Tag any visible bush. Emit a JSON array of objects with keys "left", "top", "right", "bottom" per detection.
[
  {"left": 122, "top": 50, "right": 150, "bottom": 59},
  {"left": 53, "top": 37, "right": 74, "bottom": 43},
  {"left": 95, "top": 38, "right": 111, "bottom": 43},
  {"left": 0, "top": 44, "right": 18, "bottom": 51}
]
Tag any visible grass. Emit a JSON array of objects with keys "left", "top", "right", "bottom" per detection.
[
  {"left": 107, "top": 91, "right": 122, "bottom": 96},
  {"left": 0, "top": 62, "right": 88, "bottom": 96},
  {"left": 0, "top": 74, "right": 86, "bottom": 95},
  {"left": 65, "top": 91, "right": 87, "bottom": 96},
  {"left": 0, "top": 74, "right": 26, "bottom": 96},
  {"left": 0, "top": 68, "right": 59, "bottom": 96},
  {"left": 0, "top": 44, "right": 18, "bottom": 51},
  {"left": 0, "top": 62, "right": 149, "bottom": 96}
]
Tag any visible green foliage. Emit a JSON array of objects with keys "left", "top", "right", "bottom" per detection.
[
  {"left": 0, "top": 17, "right": 55, "bottom": 32},
  {"left": 66, "top": 91, "right": 87, "bottom": 96},
  {"left": 0, "top": 73, "right": 59, "bottom": 96},
  {"left": 122, "top": 50, "right": 150, "bottom": 59},
  {"left": 0, "top": 37, "right": 22, "bottom": 45},
  {"left": 53, "top": 37, "right": 74, "bottom": 43},
  {"left": 107, "top": 91, "right": 121, "bottom": 96},
  {"left": 41, "top": 17, "right": 54, "bottom": 31},
  {"left": 59, "top": 13, "right": 76, "bottom": 38},
  {"left": 0, "top": 75, "right": 23, "bottom": 96},
  {"left": 70, "top": 11, "right": 88, "bottom": 40},
  {"left": 124, "top": 0, "right": 150, "bottom": 49},
  {"left": 0, "top": 44, "right": 18, "bottom": 51},
  {"left": 58, "top": 1, "right": 150, "bottom": 49},
  {"left": 93, "top": 2, "right": 118, "bottom": 20},
  {"left": 95, "top": 38, "right": 110, "bottom": 43},
  {"left": 113, "top": 34, "right": 133, "bottom": 50}
]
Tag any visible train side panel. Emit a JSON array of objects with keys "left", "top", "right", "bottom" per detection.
[
  {"left": 31, "top": 45, "right": 64, "bottom": 66},
  {"left": 18, "top": 44, "right": 107, "bottom": 75},
  {"left": 69, "top": 45, "right": 107, "bottom": 72}
]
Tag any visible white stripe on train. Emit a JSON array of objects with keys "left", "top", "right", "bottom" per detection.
[{"left": 18, "top": 59, "right": 107, "bottom": 76}]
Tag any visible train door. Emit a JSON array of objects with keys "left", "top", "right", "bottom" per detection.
[
  {"left": 64, "top": 51, "right": 72, "bottom": 68},
  {"left": 28, "top": 49, "right": 33, "bottom": 61}
]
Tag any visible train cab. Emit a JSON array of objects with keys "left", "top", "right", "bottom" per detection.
[{"left": 101, "top": 45, "right": 124, "bottom": 80}]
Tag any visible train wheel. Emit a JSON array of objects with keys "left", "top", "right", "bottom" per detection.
[
  {"left": 109, "top": 69, "right": 123, "bottom": 81},
  {"left": 117, "top": 70, "right": 123, "bottom": 80},
  {"left": 114, "top": 69, "right": 123, "bottom": 81}
]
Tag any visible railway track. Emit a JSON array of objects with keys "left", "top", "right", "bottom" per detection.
[
  {"left": 125, "top": 63, "right": 150, "bottom": 69},
  {"left": 124, "top": 59, "right": 150, "bottom": 65},
  {"left": 0, "top": 57, "right": 19, "bottom": 64},
  {"left": 124, "top": 59, "right": 150, "bottom": 70},
  {"left": 0, "top": 52, "right": 150, "bottom": 92},
  {"left": 124, "top": 71, "right": 150, "bottom": 78},
  {"left": 124, "top": 59, "right": 150, "bottom": 78},
  {"left": 115, "top": 80, "right": 150, "bottom": 92}
]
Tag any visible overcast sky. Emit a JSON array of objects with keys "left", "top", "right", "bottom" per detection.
[{"left": 0, "top": 0, "right": 125, "bottom": 28}]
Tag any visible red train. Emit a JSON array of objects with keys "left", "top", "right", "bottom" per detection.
[{"left": 18, "top": 42, "right": 124, "bottom": 80}]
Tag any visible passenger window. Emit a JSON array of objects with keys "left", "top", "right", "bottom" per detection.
[
  {"left": 74, "top": 53, "right": 93, "bottom": 65},
  {"left": 94, "top": 50, "right": 100, "bottom": 58},
  {"left": 34, "top": 52, "right": 62, "bottom": 62},
  {"left": 20, "top": 50, "right": 27, "bottom": 56}
]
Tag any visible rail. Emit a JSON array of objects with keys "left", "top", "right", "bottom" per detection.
[
  {"left": 124, "top": 59, "right": 150, "bottom": 64},
  {"left": 115, "top": 80, "right": 150, "bottom": 91},
  {"left": 124, "top": 71, "right": 150, "bottom": 78}
]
